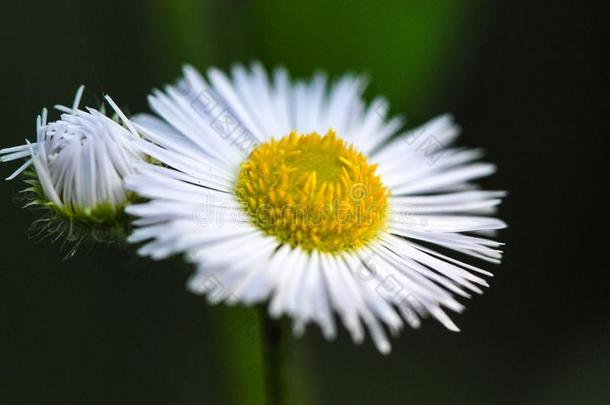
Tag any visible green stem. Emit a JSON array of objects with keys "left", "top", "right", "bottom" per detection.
[{"left": 259, "top": 308, "right": 289, "bottom": 405}]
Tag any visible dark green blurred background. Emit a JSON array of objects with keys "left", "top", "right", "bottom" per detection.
[{"left": 0, "top": 1, "right": 606, "bottom": 404}]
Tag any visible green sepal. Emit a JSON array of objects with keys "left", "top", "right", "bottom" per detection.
[{"left": 18, "top": 167, "right": 139, "bottom": 258}]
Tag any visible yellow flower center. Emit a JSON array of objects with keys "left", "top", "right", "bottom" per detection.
[{"left": 235, "top": 130, "right": 389, "bottom": 253}]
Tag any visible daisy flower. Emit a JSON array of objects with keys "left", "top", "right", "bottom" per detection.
[
  {"left": 0, "top": 86, "right": 143, "bottom": 234},
  {"left": 126, "top": 63, "right": 506, "bottom": 354}
]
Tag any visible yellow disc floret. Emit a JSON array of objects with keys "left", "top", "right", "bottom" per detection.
[{"left": 235, "top": 130, "right": 389, "bottom": 253}]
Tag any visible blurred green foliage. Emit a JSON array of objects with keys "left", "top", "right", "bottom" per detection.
[
  {"left": 254, "top": 0, "right": 482, "bottom": 118},
  {"left": 146, "top": 0, "right": 487, "bottom": 120}
]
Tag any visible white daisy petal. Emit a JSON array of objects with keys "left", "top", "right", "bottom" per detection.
[
  {"left": 237, "top": 244, "right": 292, "bottom": 304},
  {"left": 207, "top": 66, "right": 269, "bottom": 140},
  {"left": 321, "top": 254, "right": 365, "bottom": 344}
]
